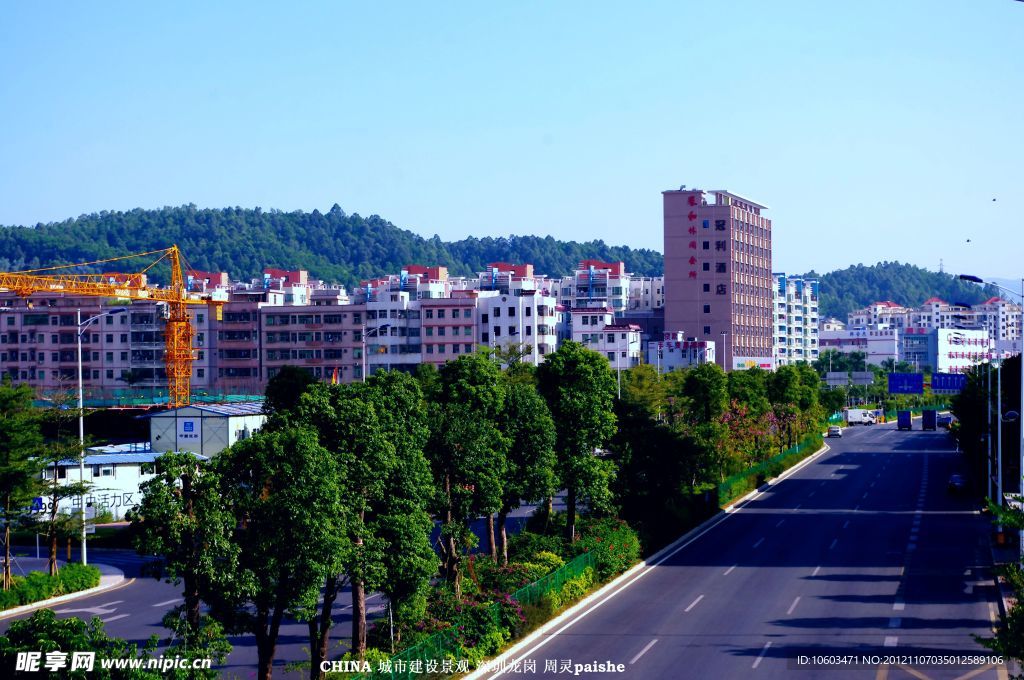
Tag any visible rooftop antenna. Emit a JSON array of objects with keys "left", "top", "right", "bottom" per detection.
[{"left": 939, "top": 258, "right": 944, "bottom": 274}]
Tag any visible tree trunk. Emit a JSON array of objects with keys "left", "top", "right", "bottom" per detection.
[
  {"left": 256, "top": 595, "right": 287, "bottom": 680},
  {"left": 309, "top": 574, "right": 341, "bottom": 680},
  {"left": 486, "top": 513, "right": 497, "bottom": 563},
  {"left": 565, "top": 487, "right": 577, "bottom": 543},
  {"left": 447, "top": 533, "right": 462, "bottom": 600},
  {"left": 497, "top": 509, "right": 509, "bottom": 565},
  {"left": 48, "top": 527, "right": 58, "bottom": 577},
  {"left": 3, "top": 521, "right": 10, "bottom": 591},
  {"left": 184, "top": 573, "right": 202, "bottom": 633},
  {"left": 352, "top": 578, "right": 367, "bottom": 659}
]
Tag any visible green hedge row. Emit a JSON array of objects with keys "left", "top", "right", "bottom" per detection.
[
  {"left": 0, "top": 564, "right": 101, "bottom": 611},
  {"left": 718, "top": 431, "right": 825, "bottom": 507}
]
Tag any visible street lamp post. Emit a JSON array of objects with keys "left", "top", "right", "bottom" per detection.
[
  {"left": 361, "top": 322, "right": 391, "bottom": 383},
  {"left": 959, "top": 275, "right": 1024, "bottom": 551},
  {"left": 76, "top": 307, "right": 127, "bottom": 565}
]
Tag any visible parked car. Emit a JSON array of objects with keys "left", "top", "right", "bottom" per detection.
[
  {"left": 947, "top": 474, "right": 966, "bottom": 494},
  {"left": 827, "top": 425, "right": 843, "bottom": 438}
]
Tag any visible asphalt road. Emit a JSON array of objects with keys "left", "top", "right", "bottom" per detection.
[
  {"left": 478, "top": 423, "right": 1008, "bottom": 680},
  {"left": 1, "top": 497, "right": 562, "bottom": 679}
]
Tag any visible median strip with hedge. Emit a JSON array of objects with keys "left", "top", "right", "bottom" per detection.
[{"left": 0, "top": 564, "right": 102, "bottom": 611}]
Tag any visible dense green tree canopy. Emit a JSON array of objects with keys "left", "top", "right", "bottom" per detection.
[{"left": 0, "top": 205, "right": 663, "bottom": 287}]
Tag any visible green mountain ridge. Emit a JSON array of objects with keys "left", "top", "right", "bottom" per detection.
[{"left": 0, "top": 205, "right": 1000, "bottom": 321}]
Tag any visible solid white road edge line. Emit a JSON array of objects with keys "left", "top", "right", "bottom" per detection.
[
  {"left": 752, "top": 641, "right": 772, "bottom": 669},
  {"left": 465, "top": 442, "right": 833, "bottom": 680}
]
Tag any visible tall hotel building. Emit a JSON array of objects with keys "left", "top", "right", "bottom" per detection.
[{"left": 663, "top": 188, "right": 774, "bottom": 370}]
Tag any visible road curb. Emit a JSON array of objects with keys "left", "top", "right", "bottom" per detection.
[
  {"left": 0, "top": 565, "right": 128, "bottom": 621},
  {"left": 465, "top": 440, "right": 832, "bottom": 679}
]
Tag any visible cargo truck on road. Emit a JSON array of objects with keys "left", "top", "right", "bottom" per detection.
[
  {"left": 922, "top": 409, "right": 937, "bottom": 431},
  {"left": 846, "top": 409, "right": 877, "bottom": 425},
  {"left": 897, "top": 410, "right": 913, "bottom": 431}
]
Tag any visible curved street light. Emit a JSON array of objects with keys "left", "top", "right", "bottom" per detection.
[{"left": 959, "top": 274, "right": 1024, "bottom": 554}]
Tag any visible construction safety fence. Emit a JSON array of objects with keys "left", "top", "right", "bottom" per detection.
[{"left": 346, "top": 552, "right": 596, "bottom": 680}]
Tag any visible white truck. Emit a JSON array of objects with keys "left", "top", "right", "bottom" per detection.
[{"left": 846, "top": 408, "right": 877, "bottom": 425}]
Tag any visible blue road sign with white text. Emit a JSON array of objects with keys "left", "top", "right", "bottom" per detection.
[
  {"left": 931, "top": 373, "right": 968, "bottom": 394},
  {"left": 888, "top": 373, "right": 924, "bottom": 394}
]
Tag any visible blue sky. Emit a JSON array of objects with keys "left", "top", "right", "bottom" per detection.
[{"left": 1, "top": 1, "right": 1021, "bottom": 279}]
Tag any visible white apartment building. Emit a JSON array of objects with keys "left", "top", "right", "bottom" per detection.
[
  {"left": 647, "top": 332, "right": 716, "bottom": 373},
  {"left": 772, "top": 274, "right": 820, "bottom": 367},
  {"left": 819, "top": 326, "right": 901, "bottom": 366},
  {"left": 847, "top": 297, "right": 1021, "bottom": 341}
]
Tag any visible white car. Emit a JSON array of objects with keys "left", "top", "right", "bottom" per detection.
[{"left": 827, "top": 425, "right": 843, "bottom": 438}]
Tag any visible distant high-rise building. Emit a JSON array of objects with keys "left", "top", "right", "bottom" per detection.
[
  {"left": 773, "top": 273, "right": 820, "bottom": 366},
  {"left": 663, "top": 188, "right": 774, "bottom": 370}
]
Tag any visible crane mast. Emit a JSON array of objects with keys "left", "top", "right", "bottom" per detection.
[{"left": 0, "top": 246, "right": 222, "bottom": 407}]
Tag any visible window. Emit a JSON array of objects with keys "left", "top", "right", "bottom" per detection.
[
  {"left": 508, "top": 307, "right": 515, "bottom": 317},
  {"left": 482, "top": 332, "right": 489, "bottom": 342},
  {"left": 704, "top": 326, "right": 711, "bottom": 335},
  {"left": 702, "top": 263, "right": 710, "bottom": 272},
  {"left": 106, "top": 334, "right": 113, "bottom": 343},
  {"left": 438, "top": 327, "right": 446, "bottom": 336},
  {"left": 703, "top": 304, "right": 711, "bottom": 313},
  {"left": 426, "top": 327, "right": 434, "bottom": 337},
  {"left": 494, "top": 308, "right": 501, "bottom": 318},
  {"left": 197, "top": 368, "right": 205, "bottom": 378},
  {"left": 525, "top": 307, "right": 532, "bottom": 317},
  {"left": 120, "top": 352, "right": 128, "bottom": 361},
  {"left": 703, "top": 283, "right": 710, "bottom": 293},
  {"left": 426, "top": 345, "right": 434, "bottom": 354},
  {"left": 582, "top": 316, "right": 590, "bottom": 326},
  {"left": 453, "top": 344, "right": 460, "bottom": 354},
  {"left": 464, "top": 344, "right": 472, "bottom": 353},
  {"left": 702, "top": 219, "right": 710, "bottom": 228},
  {"left": 702, "top": 241, "right": 710, "bottom": 250},
  {"left": 607, "top": 333, "right": 614, "bottom": 343},
  {"left": 716, "top": 263, "right": 727, "bottom": 273},
  {"left": 105, "top": 352, "right": 113, "bottom": 361},
  {"left": 717, "top": 284, "right": 727, "bottom": 295},
  {"left": 438, "top": 309, "right": 446, "bottom": 319},
  {"left": 106, "top": 370, "right": 114, "bottom": 379},
  {"left": 120, "top": 334, "right": 128, "bottom": 342},
  {"left": 481, "top": 313, "right": 489, "bottom": 324},
  {"left": 494, "top": 327, "right": 501, "bottom": 337},
  {"left": 425, "top": 309, "right": 434, "bottom": 319},
  {"left": 607, "top": 352, "right": 614, "bottom": 361},
  {"left": 197, "top": 313, "right": 204, "bottom": 323}
]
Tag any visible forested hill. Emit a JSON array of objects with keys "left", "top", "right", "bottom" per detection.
[
  {"left": 0, "top": 204, "right": 664, "bottom": 286},
  {"left": 806, "top": 262, "right": 1000, "bottom": 321},
  {"left": 0, "top": 207, "right": 998, "bottom": 321}
]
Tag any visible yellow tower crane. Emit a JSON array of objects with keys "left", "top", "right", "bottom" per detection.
[{"left": 0, "top": 246, "right": 224, "bottom": 407}]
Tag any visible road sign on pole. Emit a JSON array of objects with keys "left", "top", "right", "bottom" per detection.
[
  {"left": 931, "top": 373, "right": 968, "bottom": 393},
  {"left": 888, "top": 373, "right": 924, "bottom": 394}
]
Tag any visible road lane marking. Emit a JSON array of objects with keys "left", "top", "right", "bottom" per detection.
[
  {"left": 684, "top": 595, "right": 704, "bottom": 612},
  {"left": 629, "top": 639, "right": 658, "bottom": 664},
  {"left": 752, "top": 641, "right": 772, "bottom": 669},
  {"left": 889, "top": 617, "right": 901, "bottom": 628},
  {"left": 775, "top": 520, "right": 785, "bottom": 528},
  {"left": 812, "top": 566, "right": 821, "bottom": 577},
  {"left": 103, "top": 614, "right": 130, "bottom": 623},
  {"left": 884, "top": 636, "right": 898, "bottom": 647},
  {"left": 471, "top": 440, "right": 838, "bottom": 680},
  {"left": 724, "top": 565, "right": 737, "bottom": 576},
  {"left": 753, "top": 538, "right": 765, "bottom": 548},
  {"left": 152, "top": 599, "right": 182, "bottom": 608},
  {"left": 787, "top": 596, "right": 800, "bottom": 615},
  {"left": 893, "top": 600, "right": 905, "bottom": 611},
  {"left": 830, "top": 539, "right": 838, "bottom": 550}
]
